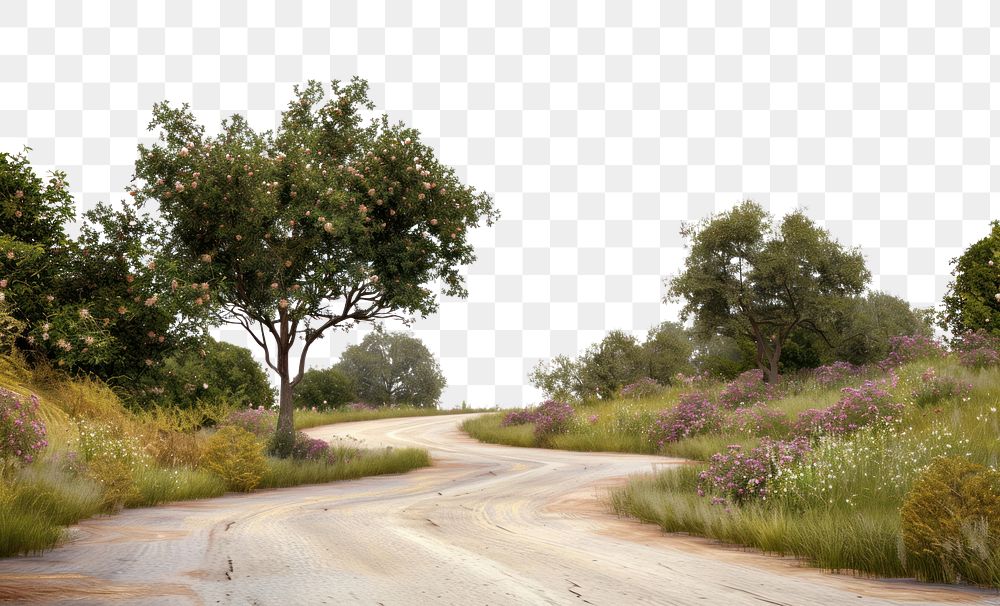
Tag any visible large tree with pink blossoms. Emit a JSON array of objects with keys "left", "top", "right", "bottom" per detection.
[{"left": 131, "top": 78, "right": 497, "bottom": 454}]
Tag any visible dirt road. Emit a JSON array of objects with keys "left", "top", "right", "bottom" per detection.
[{"left": 1, "top": 413, "right": 997, "bottom": 605}]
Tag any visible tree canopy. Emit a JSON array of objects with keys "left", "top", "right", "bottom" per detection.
[
  {"left": 130, "top": 78, "right": 496, "bottom": 453},
  {"left": 336, "top": 329, "right": 445, "bottom": 408},
  {"left": 941, "top": 221, "right": 1000, "bottom": 337},
  {"left": 667, "top": 201, "right": 870, "bottom": 383}
]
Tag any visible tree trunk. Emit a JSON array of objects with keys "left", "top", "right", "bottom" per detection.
[
  {"left": 273, "top": 316, "right": 295, "bottom": 457},
  {"left": 764, "top": 341, "right": 782, "bottom": 384}
]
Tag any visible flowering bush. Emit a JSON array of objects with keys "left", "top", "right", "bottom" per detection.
[
  {"left": 952, "top": 329, "right": 1000, "bottom": 369},
  {"left": 722, "top": 406, "right": 790, "bottom": 438},
  {"left": 291, "top": 432, "right": 330, "bottom": 461},
  {"left": 878, "top": 334, "right": 947, "bottom": 370},
  {"left": 794, "top": 377, "right": 903, "bottom": 437},
  {"left": 810, "top": 361, "right": 862, "bottom": 387},
  {"left": 911, "top": 368, "right": 972, "bottom": 407},
  {"left": 618, "top": 377, "right": 663, "bottom": 399},
  {"left": 223, "top": 406, "right": 277, "bottom": 439},
  {"left": 697, "top": 438, "right": 812, "bottom": 504},
  {"left": 0, "top": 387, "right": 47, "bottom": 466},
  {"left": 532, "top": 400, "right": 575, "bottom": 439},
  {"left": 647, "top": 392, "right": 721, "bottom": 448},
  {"left": 718, "top": 370, "right": 778, "bottom": 409},
  {"left": 501, "top": 408, "right": 537, "bottom": 427}
]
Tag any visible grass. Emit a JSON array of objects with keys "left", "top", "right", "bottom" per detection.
[
  {"left": 293, "top": 405, "right": 493, "bottom": 430},
  {"left": 0, "top": 354, "right": 434, "bottom": 558},
  {"left": 260, "top": 447, "right": 430, "bottom": 489}
]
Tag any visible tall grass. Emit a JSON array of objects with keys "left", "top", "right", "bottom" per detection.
[
  {"left": 260, "top": 447, "right": 430, "bottom": 488},
  {"left": 293, "top": 406, "right": 491, "bottom": 430}
]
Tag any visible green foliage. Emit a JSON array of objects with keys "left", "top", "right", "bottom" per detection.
[
  {"left": 136, "top": 337, "right": 275, "bottom": 409},
  {"left": 200, "top": 426, "right": 267, "bottom": 492},
  {"left": 528, "top": 354, "right": 587, "bottom": 402},
  {"left": 668, "top": 201, "right": 870, "bottom": 383},
  {"left": 642, "top": 321, "right": 695, "bottom": 383},
  {"left": 259, "top": 446, "right": 430, "bottom": 489},
  {"left": 578, "top": 330, "right": 647, "bottom": 400},
  {"left": 941, "top": 221, "right": 1000, "bottom": 336},
  {"left": 901, "top": 457, "right": 1000, "bottom": 585},
  {"left": 293, "top": 366, "right": 356, "bottom": 410},
  {"left": 132, "top": 78, "right": 496, "bottom": 453},
  {"left": 336, "top": 329, "right": 445, "bottom": 407}
]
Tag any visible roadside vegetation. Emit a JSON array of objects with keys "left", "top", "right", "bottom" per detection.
[{"left": 465, "top": 206, "right": 1000, "bottom": 588}]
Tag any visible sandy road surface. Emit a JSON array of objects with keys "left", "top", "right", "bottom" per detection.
[{"left": 1, "top": 413, "right": 998, "bottom": 605}]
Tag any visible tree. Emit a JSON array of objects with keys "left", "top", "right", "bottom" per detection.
[
  {"left": 293, "top": 367, "right": 356, "bottom": 410},
  {"left": 578, "top": 329, "right": 647, "bottom": 399},
  {"left": 131, "top": 78, "right": 496, "bottom": 454},
  {"left": 825, "top": 292, "right": 932, "bottom": 365},
  {"left": 336, "top": 329, "right": 445, "bottom": 407},
  {"left": 529, "top": 354, "right": 587, "bottom": 402},
  {"left": 642, "top": 321, "right": 694, "bottom": 383},
  {"left": 941, "top": 221, "right": 1000, "bottom": 337},
  {"left": 668, "top": 202, "right": 870, "bottom": 383},
  {"left": 137, "top": 337, "right": 276, "bottom": 409}
]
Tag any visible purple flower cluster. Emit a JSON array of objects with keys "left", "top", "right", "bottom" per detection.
[
  {"left": 501, "top": 400, "right": 576, "bottom": 439},
  {"left": 673, "top": 371, "right": 713, "bottom": 388},
  {"left": 0, "top": 387, "right": 48, "bottom": 464},
  {"left": 911, "top": 367, "right": 972, "bottom": 407},
  {"left": 722, "top": 405, "right": 790, "bottom": 438},
  {"left": 718, "top": 369, "right": 779, "bottom": 409},
  {"left": 224, "top": 406, "right": 277, "bottom": 438},
  {"left": 532, "top": 400, "right": 576, "bottom": 438},
  {"left": 794, "top": 377, "right": 902, "bottom": 437},
  {"left": 952, "top": 329, "right": 1000, "bottom": 369},
  {"left": 810, "top": 361, "right": 862, "bottom": 387},
  {"left": 291, "top": 431, "right": 330, "bottom": 460},
  {"left": 878, "top": 334, "right": 947, "bottom": 370},
  {"left": 618, "top": 377, "right": 663, "bottom": 399},
  {"left": 647, "top": 392, "right": 721, "bottom": 448},
  {"left": 697, "top": 437, "right": 812, "bottom": 504}
]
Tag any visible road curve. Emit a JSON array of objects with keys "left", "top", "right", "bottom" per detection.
[{"left": 1, "top": 413, "right": 997, "bottom": 605}]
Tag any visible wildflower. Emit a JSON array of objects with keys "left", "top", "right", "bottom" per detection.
[
  {"left": 0, "top": 279, "right": 6, "bottom": 288},
  {"left": 79, "top": 308, "right": 90, "bottom": 318},
  {"left": 144, "top": 295, "right": 158, "bottom": 307}
]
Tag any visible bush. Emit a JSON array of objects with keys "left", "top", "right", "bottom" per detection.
[
  {"left": 718, "top": 369, "right": 778, "bottom": 409},
  {"left": 810, "top": 361, "right": 862, "bottom": 387},
  {"left": 879, "top": 334, "right": 947, "bottom": 370},
  {"left": 697, "top": 438, "right": 812, "bottom": 505},
  {"left": 794, "top": 377, "right": 902, "bottom": 437},
  {"left": 222, "top": 406, "right": 276, "bottom": 439},
  {"left": 0, "top": 387, "right": 47, "bottom": 466},
  {"left": 900, "top": 457, "right": 1000, "bottom": 585},
  {"left": 723, "top": 406, "right": 790, "bottom": 438},
  {"left": 647, "top": 392, "right": 721, "bottom": 449},
  {"left": 911, "top": 368, "right": 972, "bottom": 407},
  {"left": 291, "top": 431, "right": 330, "bottom": 461},
  {"left": 293, "top": 367, "right": 356, "bottom": 410},
  {"left": 500, "top": 408, "right": 537, "bottom": 427},
  {"left": 952, "top": 330, "right": 1000, "bottom": 370},
  {"left": 618, "top": 377, "right": 663, "bottom": 399},
  {"left": 532, "top": 400, "right": 575, "bottom": 439},
  {"left": 200, "top": 426, "right": 267, "bottom": 492}
]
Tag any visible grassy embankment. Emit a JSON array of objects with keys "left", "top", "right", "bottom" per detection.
[
  {"left": 0, "top": 354, "right": 430, "bottom": 557},
  {"left": 463, "top": 356, "right": 1000, "bottom": 586}
]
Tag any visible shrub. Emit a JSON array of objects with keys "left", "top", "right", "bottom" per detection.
[
  {"left": 810, "top": 361, "right": 862, "bottom": 387},
  {"left": 200, "top": 426, "right": 267, "bottom": 492},
  {"left": 900, "top": 457, "right": 1000, "bottom": 585},
  {"left": 532, "top": 400, "right": 575, "bottom": 439},
  {"left": 794, "top": 377, "right": 902, "bottom": 437},
  {"left": 293, "top": 367, "right": 356, "bottom": 410},
  {"left": 718, "top": 370, "right": 778, "bottom": 409},
  {"left": 222, "top": 406, "right": 276, "bottom": 439},
  {"left": 723, "top": 406, "right": 790, "bottom": 438},
  {"left": 618, "top": 377, "right": 663, "bottom": 400},
  {"left": 74, "top": 419, "right": 148, "bottom": 508},
  {"left": 291, "top": 432, "right": 330, "bottom": 461},
  {"left": 500, "top": 408, "right": 537, "bottom": 427},
  {"left": 878, "top": 334, "right": 947, "bottom": 370},
  {"left": 952, "top": 329, "right": 1000, "bottom": 370},
  {"left": 0, "top": 387, "right": 47, "bottom": 466},
  {"left": 911, "top": 368, "right": 972, "bottom": 407},
  {"left": 697, "top": 438, "right": 812, "bottom": 504},
  {"left": 647, "top": 392, "right": 721, "bottom": 448}
]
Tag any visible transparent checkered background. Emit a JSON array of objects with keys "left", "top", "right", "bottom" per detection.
[{"left": 1, "top": 0, "right": 997, "bottom": 408}]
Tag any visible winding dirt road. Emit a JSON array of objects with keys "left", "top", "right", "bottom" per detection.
[{"left": 1, "top": 414, "right": 998, "bottom": 605}]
